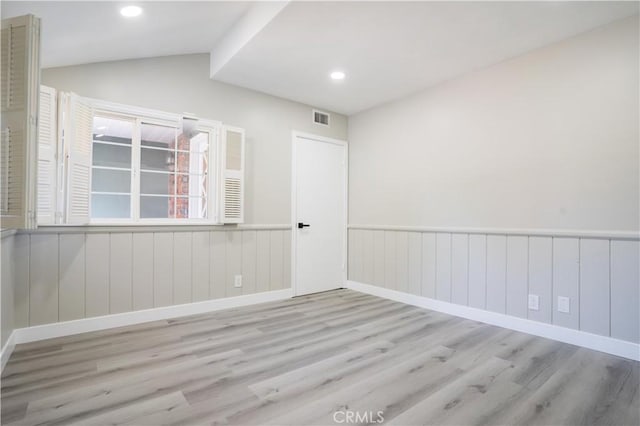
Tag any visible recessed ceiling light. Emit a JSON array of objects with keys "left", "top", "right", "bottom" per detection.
[
  {"left": 330, "top": 71, "right": 345, "bottom": 81},
  {"left": 120, "top": 5, "right": 142, "bottom": 17}
]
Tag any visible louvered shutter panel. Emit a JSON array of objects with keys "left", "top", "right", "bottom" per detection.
[
  {"left": 0, "top": 15, "right": 40, "bottom": 229},
  {"left": 221, "top": 125, "right": 245, "bottom": 224},
  {"left": 37, "top": 85, "right": 57, "bottom": 225},
  {"left": 65, "top": 94, "right": 93, "bottom": 224}
]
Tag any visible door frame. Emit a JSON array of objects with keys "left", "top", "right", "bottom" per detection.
[{"left": 291, "top": 130, "right": 348, "bottom": 296}]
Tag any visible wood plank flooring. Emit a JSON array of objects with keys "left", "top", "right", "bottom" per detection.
[{"left": 1, "top": 289, "right": 638, "bottom": 425}]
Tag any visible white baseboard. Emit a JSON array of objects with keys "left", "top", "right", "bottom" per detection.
[
  {"left": 10, "top": 289, "right": 293, "bottom": 348},
  {"left": 346, "top": 280, "right": 640, "bottom": 361},
  {"left": 1, "top": 330, "right": 16, "bottom": 372}
]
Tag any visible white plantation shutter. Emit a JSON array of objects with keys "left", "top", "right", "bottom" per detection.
[
  {"left": 37, "top": 85, "right": 57, "bottom": 224},
  {"left": 0, "top": 15, "right": 40, "bottom": 229},
  {"left": 221, "top": 125, "right": 245, "bottom": 224},
  {"left": 65, "top": 93, "right": 93, "bottom": 224}
]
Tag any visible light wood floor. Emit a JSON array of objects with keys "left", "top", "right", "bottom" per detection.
[{"left": 1, "top": 289, "right": 638, "bottom": 426}]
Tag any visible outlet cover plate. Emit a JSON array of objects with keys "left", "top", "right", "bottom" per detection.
[
  {"left": 558, "top": 296, "right": 570, "bottom": 313},
  {"left": 528, "top": 294, "right": 539, "bottom": 311},
  {"left": 234, "top": 275, "right": 242, "bottom": 288}
]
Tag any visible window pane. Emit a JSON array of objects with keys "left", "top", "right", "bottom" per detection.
[
  {"left": 141, "top": 123, "right": 176, "bottom": 149},
  {"left": 92, "top": 169, "right": 131, "bottom": 193},
  {"left": 93, "top": 116, "right": 132, "bottom": 145},
  {"left": 141, "top": 196, "right": 174, "bottom": 218},
  {"left": 141, "top": 147, "right": 174, "bottom": 172},
  {"left": 174, "top": 197, "right": 189, "bottom": 218},
  {"left": 93, "top": 143, "right": 131, "bottom": 169},
  {"left": 91, "top": 194, "right": 130, "bottom": 218},
  {"left": 140, "top": 172, "right": 171, "bottom": 195},
  {"left": 92, "top": 115, "right": 133, "bottom": 220},
  {"left": 173, "top": 173, "right": 190, "bottom": 197},
  {"left": 175, "top": 152, "right": 190, "bottom": 174},
  {"left": 174, "top": 152, "right": 208, "bottom": 175}
]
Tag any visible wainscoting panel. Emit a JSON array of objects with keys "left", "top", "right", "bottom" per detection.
[
  {"left": 451, "top": 233, "right": 468, "bottom": 305},
  {"left": 242, "top": 230, "right": 258, "bottom": 295},
  {"left": 421, "top": 233, "right": 436, "bottom": 298},
  {"left": 435, "top": 233, "right": 451, "bottom": 302},
  {"left": 30, "top": 234, "right": 59, "bottom": 326},
  {"left": 468, "top": 234, "right": 487, "bottom": 309},
  {"left": 227, "top": 231, "right": 243, "bottom": 298},
  {"left": 13, "top": 234, "right": 30, "bottom": 329},
  {"left": 611, "top": 240, "right": 640, "bottom": 343},
  {"left": 110, "top": 232, "right": 134, "bottom": 314},
  {"left": 173, "top": 232, "right": 193, "bottom": 305},
  {"left": 486, "top": 235, "right": 507, "bottom": 314},
  {"left": 395, "top": 232, "right": 409, "bottom": 294},
  {"left": 384, "top": 231, "right": 397, "bottom": 291},
  {"left": 349, "top": 227, "right": 640, "bottom": 344},
  {"left": 552, "top": 238, "right": 579, "bottom": 330},
  {"left": 8, "top": 228, "right": 291, "bottom": 329},
  {"left": 505, "top": 236, "right": 528, "bottom": 319},
  {"left": 58, "top": 234, "right": 85, "bottom": 321},
  {"left": 192, "top": 231, "right": 211, "bottom": 302},
  {"left": 255, "top": 231, "right": 271, "bottom": 293},
  {"left": 153, "top": 232, "right": 174, "bottom": 307},
  {"left": 132, "top": 233, "right": 154, "bottom": 310},
  {"left": 1, "top": 234, "right": 15, "bottom": 348},
  {"left": 373, "top": 230, "right": 385, "bottom": 288},
  {"left": 407, "top": 232, "right": 422, "bottom": 296},
  {"left": 86, "top": 233, "right": 110, "bottom": 317},
  {"left": 362, "top": 230, "right": 374, "bottom": 285},
  {"left": 269, "top": 230, "right": 284, "bottom": 291},
  {"left": 527, "top": 236, "right": 553, "bottom": 324},
  {"left": 579, "top": 238, "right": 610, "bottom": 336}
]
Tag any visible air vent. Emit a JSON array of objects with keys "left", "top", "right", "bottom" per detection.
[{"left": 313, "top": 110, "right": 330, "bottom": 126}]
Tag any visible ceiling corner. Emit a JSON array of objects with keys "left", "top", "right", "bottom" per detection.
[{"left": 209, "top": 1, "right": 290, "bottom": 79}]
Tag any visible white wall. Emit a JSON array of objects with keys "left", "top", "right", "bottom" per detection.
[
  {"left": 348, "top": 16, "right": 639, "bottom": 232},
  {"left": 42, "top": 53, "right": 348, "bottom": 225}
]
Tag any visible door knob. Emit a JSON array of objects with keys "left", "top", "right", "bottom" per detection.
[{"left": 297, "top": 222, "right": 311, "bottom": 229}]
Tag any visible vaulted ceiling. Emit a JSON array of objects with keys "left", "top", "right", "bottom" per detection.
[{"left": 3, "top": 1, "right": 638, "bottom": 115}]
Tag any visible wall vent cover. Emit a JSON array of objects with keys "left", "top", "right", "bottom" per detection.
[{"left": 313, "top": 110, "right": 330, "bottom": 126}]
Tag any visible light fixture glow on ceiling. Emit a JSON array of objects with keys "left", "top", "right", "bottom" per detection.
[
  {"left": 330, "top": 71, "right": 345, "bottom": 80},
  {"left": 120, "top": 5, "right": 143, "bottom": 17}
]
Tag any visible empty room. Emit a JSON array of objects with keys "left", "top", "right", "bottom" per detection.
[{"left": 0, "top": 1, "right": 638, "bottom": 425}]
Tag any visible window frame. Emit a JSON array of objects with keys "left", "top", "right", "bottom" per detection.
[{"left": 87, "top": 99, "right": 222, "bottom": 225}]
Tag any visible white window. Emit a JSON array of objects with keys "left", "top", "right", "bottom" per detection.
[{"left": 37, "top": 93, "right": 244, "bottom": 225}]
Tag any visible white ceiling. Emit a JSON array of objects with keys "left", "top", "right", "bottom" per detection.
[
  {"left": 1, "top": 1, "right": 251, "bottom": 67},
  {"left": 215, "top": 1, "right": 639, "bottom": 114},
  {"left": 2, "top": 1, "right": 638, "bottom": 115}
]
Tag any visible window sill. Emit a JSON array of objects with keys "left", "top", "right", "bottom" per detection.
[{"left": 27, "top": 223, "right": 290, "bottom": 234}]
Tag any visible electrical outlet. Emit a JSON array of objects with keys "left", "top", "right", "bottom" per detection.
[
  {"left": 234, "top": 275, "right": 242, "bottom": 288},
  {"left": 528, "top": 294, "right": 539, "bottom": 311},
  {"left": 558, "top": 296, "right": 570, "bottom": 314}
]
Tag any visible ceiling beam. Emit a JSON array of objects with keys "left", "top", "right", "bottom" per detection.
[{"left": 209, "top": 1, "right": 289, "bottom": 79}]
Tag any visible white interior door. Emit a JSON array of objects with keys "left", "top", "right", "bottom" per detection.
[{"left": 293, "top": 133, "right": 347, "bottom": 296}]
